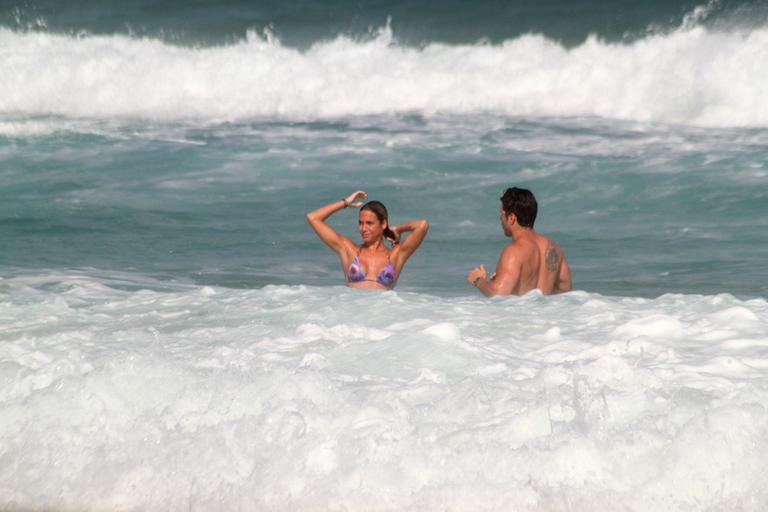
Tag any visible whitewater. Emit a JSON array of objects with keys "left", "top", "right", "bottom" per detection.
[
  {"left": 1, "top": 21, "right": 767, "bottom": 127},
  {"left": 2, "top": 275, "right": 768, "bottom": 510}
]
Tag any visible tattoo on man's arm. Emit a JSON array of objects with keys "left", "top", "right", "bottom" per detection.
[{"left": 545, "top": 246, "right": 560, "bottom": 272}]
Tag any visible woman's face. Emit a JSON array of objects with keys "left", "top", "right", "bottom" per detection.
[{"left": 358, "top": 209, "right": 385, "bottom": 243}]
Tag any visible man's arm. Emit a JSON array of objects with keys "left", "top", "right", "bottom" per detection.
[
  {"left": 467, "top": 245, "right": 521, "bottom": 297},
  {"left": 555, "top": 253, "right": 572, "bottom": 293}
]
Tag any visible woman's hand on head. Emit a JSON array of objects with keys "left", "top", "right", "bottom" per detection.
[
  {"left": 345, "top": 190, "right": 367, "bottom": 208},
  {"left": 386, "top": 225, "right": 401, "bottom": 245}
]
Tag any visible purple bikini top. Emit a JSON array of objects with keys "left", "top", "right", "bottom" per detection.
[{"left": 347, "top": 254, "right": 396, "bottom": 288}]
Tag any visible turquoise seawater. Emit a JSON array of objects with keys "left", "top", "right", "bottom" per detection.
[
  {"left": 3, "top": 0, "right": 749, "bottom": 47},
  {"left": 2, "top": 0, "right": 766, "bottom": 298},
  {"left": 2, "top": 115, "right": 766, "bottom": 297}
]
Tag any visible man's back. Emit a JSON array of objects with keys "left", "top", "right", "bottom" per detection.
[
  {"left": 533, "top": 232, "right": 570, "bottom": 294},
  {"left": 499, "top": 231, "right": 571, "bottom": 295}
]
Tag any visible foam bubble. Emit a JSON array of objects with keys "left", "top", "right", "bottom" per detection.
[
  {"left": 711, "top": 306, "right": 759, "bottom": 322},
  {"left": 421, "top": 322, "right": 461, "bottom": 341},
  {"left": 613, "top": 314, "right": 685, "bottom": 339}
]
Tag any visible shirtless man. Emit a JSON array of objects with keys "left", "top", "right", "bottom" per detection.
[{"left": 467, "top": 187, "right": 571, "bottom": 296}]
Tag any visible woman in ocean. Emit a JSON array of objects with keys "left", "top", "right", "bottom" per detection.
[{"left": 307, "top": 190, "right": 429, "bottom": 290}]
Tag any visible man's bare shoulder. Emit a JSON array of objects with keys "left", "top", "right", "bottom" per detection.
[
  {"left": 539, "top": 235, "right": 565, "bottom": 272},
  {"left": 501, "top": 238, "right": 531, "bottom": 254},
  {"left": 539, "top": 235, "right": 563, "bottom": 253},
  {"left": 501, "top": 237, "right": 538, "bottom": 261}
]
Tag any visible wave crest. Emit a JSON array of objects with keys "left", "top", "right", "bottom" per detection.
[{"left": 1, "top": 21, "right": 766, "bottom": 127}]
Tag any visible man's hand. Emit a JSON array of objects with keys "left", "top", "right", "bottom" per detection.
[{"left": 467, "top": 264, "right": 488, "bottom": 286}]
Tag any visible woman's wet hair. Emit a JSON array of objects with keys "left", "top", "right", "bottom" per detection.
[
  {"left": 501, "top": 187, "right": 538, "bottom": 228},
  {"left": 361, "top": 200, "right": 397, "bottom": 242}
]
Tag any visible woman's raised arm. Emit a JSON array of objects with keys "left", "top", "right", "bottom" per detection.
[
  {"left": 391, "top": 218, "right": 429, "bottom": 267},
  {"left": 306, "top": 190, "right": 367, "bottom": 255}
]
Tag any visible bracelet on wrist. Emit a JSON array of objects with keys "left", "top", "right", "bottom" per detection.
[{"left": 341, "top": 198, "right": 348, "bottom": 208}]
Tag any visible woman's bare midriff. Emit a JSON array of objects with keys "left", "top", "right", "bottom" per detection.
[{"left": 347, "top": 281, "right": 391, "bottom": 290}]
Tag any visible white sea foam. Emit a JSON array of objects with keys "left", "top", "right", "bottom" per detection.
[
  {"left": 1, "top": 274, "right": 768, "bottom": 510},
  {"left": 1, "top": 20, "right": 767, "bottom": 127}
]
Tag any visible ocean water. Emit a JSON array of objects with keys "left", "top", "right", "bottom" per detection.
[{"left": 1, "top": 1, "right": 768, "bottom": 510}]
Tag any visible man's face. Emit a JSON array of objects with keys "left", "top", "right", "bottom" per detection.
[{"left": 500, "top": 207, "right": 513, "bottom": 237}]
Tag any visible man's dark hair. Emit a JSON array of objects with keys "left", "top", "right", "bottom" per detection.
[{"left": 501, "top": 187, "right": 537, "bottom": 228}]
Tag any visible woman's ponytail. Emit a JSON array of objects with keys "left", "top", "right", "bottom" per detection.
[{"left": 383, "top": 226, "right": 398, "bottom": 245}]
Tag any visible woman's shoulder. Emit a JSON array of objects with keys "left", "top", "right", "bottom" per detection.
[
  {"left": 340, "top": 238, "right": 360, "bottom": 256},
  {"left": 389, "top": 244, "right": 406, "bottom": 266}
]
